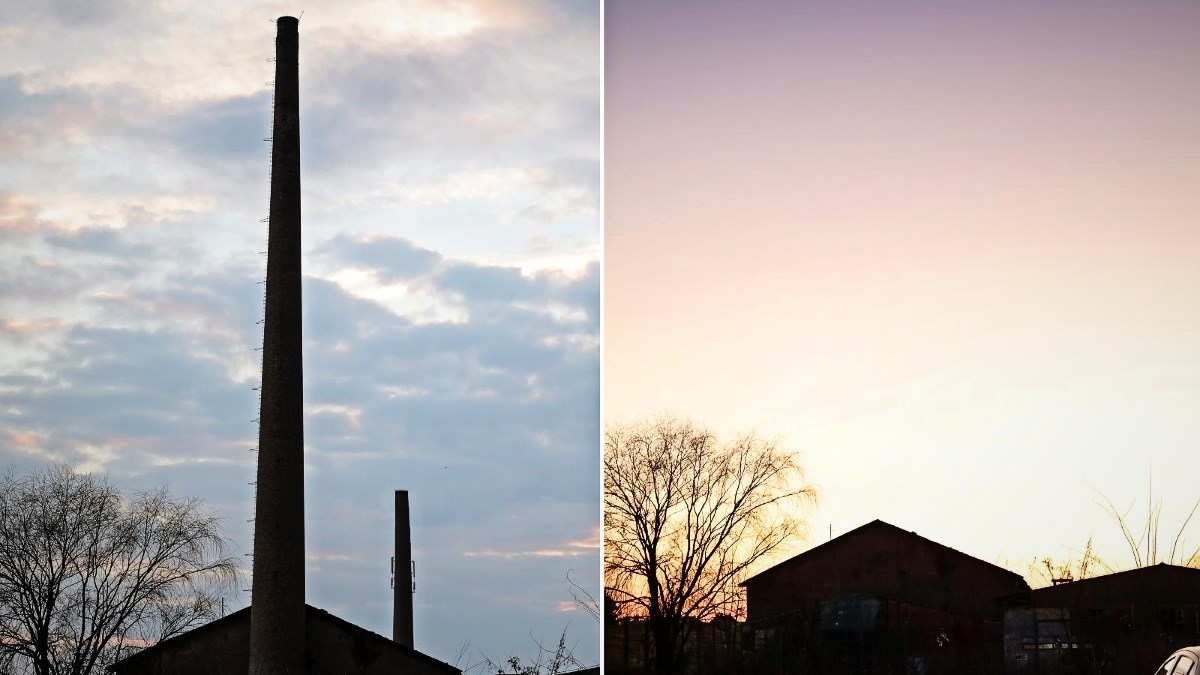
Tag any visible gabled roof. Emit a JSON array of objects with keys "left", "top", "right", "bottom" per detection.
[
  {"left": 741, "top": 519, "right": 1025, "bottom": 586},
  {"left": 106, "top": 606, "right": 249, "bottom": 671},
  {"left": 107, "top": 603, "right": 459, "bottom": 674},
  {"left": 306, "top": 605, "right": 460, "bottom": 672}
]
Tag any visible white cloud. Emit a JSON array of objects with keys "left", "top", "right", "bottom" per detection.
[{"left": 0, "top": 0, "right": 598, "bottom": 666}]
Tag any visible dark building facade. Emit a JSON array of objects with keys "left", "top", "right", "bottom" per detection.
[
  {"left": 106, "top": 604, "right": 459, "bottom": 675},
  {"left": 1004, "top": 564, "right": 1200, "bottom": 674},
  {"left": 605, "top": 615, "right": 743, "bottom": 675},
  {"left": 742, "top": 519, "right": 1030, "bottom": 674}
]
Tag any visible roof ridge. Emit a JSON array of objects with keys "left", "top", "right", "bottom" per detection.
[
  {"left": 741, "top": 518, "right": 1024, "bottom": 586},
  {"left": 107, "top": 603, "right": 460, "bottom": 673}
]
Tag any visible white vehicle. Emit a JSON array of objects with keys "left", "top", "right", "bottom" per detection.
[{"left": 1155, "top": 647, "right": 1200, "bottom": 675}]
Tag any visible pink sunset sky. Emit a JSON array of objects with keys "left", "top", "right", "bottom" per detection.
[{"left": 605, "top": 1, "right": 1200, "bottom": 576}]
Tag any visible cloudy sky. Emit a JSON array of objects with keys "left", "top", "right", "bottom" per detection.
[
  {"left": 607, "top": 0, "right": 1200, "bottom": 581},
  {"left": 1, "top": 0, "right": 599, "bottom": 667}
]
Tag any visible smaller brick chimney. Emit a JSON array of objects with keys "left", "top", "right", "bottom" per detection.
[{"left": 393, "top": 490, "right": 414, "bottom": 648}]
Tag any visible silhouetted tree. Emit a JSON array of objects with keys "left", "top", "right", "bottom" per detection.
[
  {"left": 567, "top": 569, "right": 600, "bottom": 623},
  {"left": 461, "top": 625, "right": 591, "bottom": 675},
  {"left": 1096, "top": 489, "right": 1200, "bottom": 569},
  {"left": 1022, "top": 535, "right": 1110, "bottom": 589},
  {"left": 604, "top": 417, "right": 816, "bottom": 674},
  {"left": 477, "top": 628, "right": 587, "bottom": 675},
  {"left": 1023, "top": 489, "right": 1200, "bottom": 590},
  {"left": 459, "top": 574, "right": 599, "bottom": 675},
  {"left": 0, "top": 465, "right": 239, "bottom": 675}
]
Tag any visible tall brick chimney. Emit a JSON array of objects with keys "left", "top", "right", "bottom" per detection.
[
  {"left": 394, "top": 490, "right": 414, "bottom": 648},
  {"left": 249, "top": 15, "right": 306, "bottom": 675}
]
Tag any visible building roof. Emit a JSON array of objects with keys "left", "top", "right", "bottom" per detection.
[
  {"left": 1026, "top": 562, "right": 1200, "bottom": 605},
  {"left": 740, "top": 519, "right": 1026, "bottom": 587},
  {"left": 1033, "top": 562, "right": 1200, "bottom": 588},
  {"left": 106, "top": 605, "right": 247, "bottom": 671},
  {"left": 106, "top": 603, "right": 459, "bottom": 674}
]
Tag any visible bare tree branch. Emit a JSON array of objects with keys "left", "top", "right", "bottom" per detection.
[
  {"left": 465, "top": 626, "right": 587, "bottom": 675},
  {"left": 566, "top": 570, "right": 600, "bottom": 624},
  {"left": 604, "top": 416, "right": 816, "bottom": 674},
  {"left": 0, "top": 465, "right": 240, "bottom": 675},
  {"left": 1093, "top": 486, "right": 1200, "bottom": 570},
  {"left": 1028, "top": 485, "right": 1200, "bottom": 591}
]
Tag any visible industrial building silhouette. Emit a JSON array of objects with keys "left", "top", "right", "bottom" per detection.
[
  {"left": 740, "top": 519, "right": 1030, "bottom": 674},
  {"left": 108, "top": 17, "right": 457, "bottom": 675},
  {"left": 606, "top": 519, "right": 1200, "bottom": 674},
  {"left": 605, "top": 520, "right": 1036, "bottom": 674},
  {"left": 1003, "top": 563, "right": 1200, "bottom": 673}
]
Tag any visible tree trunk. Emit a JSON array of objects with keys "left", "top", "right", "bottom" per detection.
[{"left": 650, "top": 613, "right": 683, "bottom": 674}]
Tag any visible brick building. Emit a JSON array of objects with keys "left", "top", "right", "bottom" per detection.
[
  {"left": 742, "top": 519, "right": 1030, "bottom": 674},
  {"left": 1004, "top": 563, "right": 1200, "bottom": 674}
]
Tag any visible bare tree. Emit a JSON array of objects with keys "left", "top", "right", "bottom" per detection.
[
  {"left": 459, "top": 624, "right": 590, "bottom": 675},
  {"left": 604, "top": 417, "right": 816, "bottom": 674},
  {"left": 1021, "top": 487, "right": 1200, "bottom": 590},
  {"left": 475, "top": 628, "right": 587, "bottom": 675},
  {"left": 567, "top": 569, "right": 600, "bottom": 624},
  {"left": 1021, "top": 535, "right": 1114, "bottom": 589},
  {"left": 1096, "top": 490, "right": 1200, "bottom": 569},
  {"left": 0, "top": 465, "right": 240, "bottom": 675}
]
